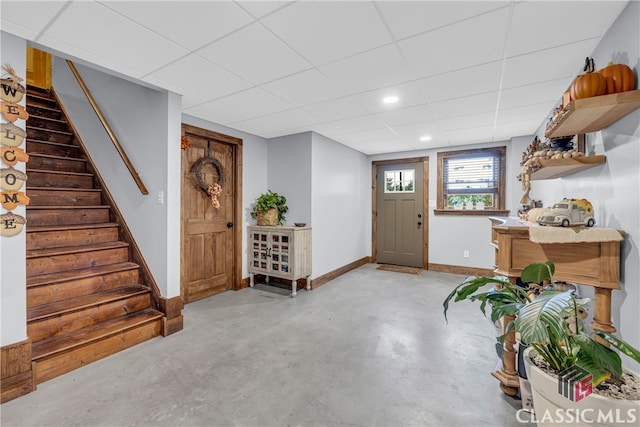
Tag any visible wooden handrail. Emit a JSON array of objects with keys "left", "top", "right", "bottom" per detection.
[{"left": 66, "top": 60, "right": 149, "bottom": 195}]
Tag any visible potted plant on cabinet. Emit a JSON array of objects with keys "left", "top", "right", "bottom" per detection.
[
  {"left": 443, "top": 261, "right": 640, "bottom": 426},
  {"left": 250, "top": 190, "right": 288, "bottom": 226}
]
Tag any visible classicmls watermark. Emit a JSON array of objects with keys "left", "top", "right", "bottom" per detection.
[
  {"left": 558, "top": 365, "right": 593, "bottom": 402},
  {"left": 516, "top": 408, "right": 638, "bottom": 424}
]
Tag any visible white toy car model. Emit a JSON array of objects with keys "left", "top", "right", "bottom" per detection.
[{"left": 537, "top": 198, "right": 595, "bottom": 227}]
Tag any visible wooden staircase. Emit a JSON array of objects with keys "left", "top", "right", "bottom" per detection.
[{"left": 25, "top": 85, "right": 163, "bottom": 384}]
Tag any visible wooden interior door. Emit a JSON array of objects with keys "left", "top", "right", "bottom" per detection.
[
  {"left": 181, "top": 124, "right": 241, "bottom": 303},
  {"left": 374, "top": 159, "right": 428, "bottom": 268},
  {"left": 26, "top": 46, "right": 52, "bottom": 89}
]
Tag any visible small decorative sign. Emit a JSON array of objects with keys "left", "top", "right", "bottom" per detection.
[
  {"left": 0, "top": 212, "right": 26, "bottom": 237},
  {"left": 1, "top": 64, "right": 26, "bottom": 104},
  {"left": 0, "top": 101, "right": 29, "bottom": 122},
  {"left": 0, "top": 167, "right": 27, "bottom": 191},
  {"left": 1, "top": 191, "right": 30, "bottom": 210},
  {"left": 1, "top": 122, "right": 27, "bottom": 146},
  {"left": 1, "top": 146, "right": 29, "bottom": 167}
]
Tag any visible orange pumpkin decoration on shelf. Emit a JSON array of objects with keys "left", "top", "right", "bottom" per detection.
[
  {"left": 598, "top": 62, "right": 635, "bottom": 94},
  {"left": 570, "top": 57, "right": 606, "bottom": 100}
]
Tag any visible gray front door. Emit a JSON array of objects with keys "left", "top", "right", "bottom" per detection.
[{"left": 376, "top": 162, "right": 424, "bottom": 267}]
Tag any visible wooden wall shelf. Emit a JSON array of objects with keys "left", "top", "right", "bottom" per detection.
[
  {"left": 545, "top": 90, "right": 640, "bottom": 138},
  {"left": 531, "top": 155, "right": 606, "bottom": 180}
]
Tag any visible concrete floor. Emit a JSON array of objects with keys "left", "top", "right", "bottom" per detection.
[{"left": 1, "top": 264, "right": 534, "bottom": 427}]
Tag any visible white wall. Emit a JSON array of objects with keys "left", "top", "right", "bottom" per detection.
[
  {"left": 52, "top": 59, "right": 181, "bottom": 298},
  {"left": 267, "top": 133, "right": 312, "bottom": 225},
  {"left": 311, "top": 132, "right": 371, "bottom": 277},
  {"left": 181, "top": 114, "right": 269, "bottom": 279},
  {"left": 530, "top": 0, "right": 639, "bottom": 368},
  {"left": 369, "top": 139, "right": 521, "bottom": 270},
  {"left": 0, "top": 31, "right": 27, "bottom": 346}
]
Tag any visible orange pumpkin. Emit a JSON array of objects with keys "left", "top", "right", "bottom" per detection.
[
  {"left": 570, "top": 57, "right": 606, "bottom": 100},
  {"left": 598, "top": 63, "right": 635, "bottom": 94}
]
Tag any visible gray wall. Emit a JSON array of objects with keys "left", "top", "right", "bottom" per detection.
[
  {"left": 52, "top": 59, "right": 181, "bottom": 298},
  {"left": 0, "top": 31, "right": 27, "bottom": 346},
  {"left": 531, "top": 0, "right": 639, "bottom": 370}
]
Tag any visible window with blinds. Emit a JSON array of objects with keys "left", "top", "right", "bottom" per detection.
[{"left": 437, "top": 146, "right": 506, "bottom": 213}]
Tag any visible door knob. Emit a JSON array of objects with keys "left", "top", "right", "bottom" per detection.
[{"left": 226, "top": 222, "right": 234, "bottom": 228}]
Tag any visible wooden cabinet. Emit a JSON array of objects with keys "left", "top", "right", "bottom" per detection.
[{"left": 248, "top": 225, "right": 312, "bottom": 297}]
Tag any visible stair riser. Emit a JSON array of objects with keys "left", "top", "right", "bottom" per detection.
[
  {"left": 26, "top": 141, "right": 80, "bottom": 157},
  {"left": 27, "top": 171, "right": 94, "bottom": 189},
  {"left": 26, "top": 104, "right": 62, "bottom": 120},
  {"left": 33, "top": 320, "right": 161, "bottom": 384},
  {"left": 27, "top": 226, "right": 119, "bottom": 250},
  {"left": 26, "top": 96, "right": 56, "bottom": 110},
  {"left": 27, "top": 247, "right": 129, "bottom": 276},
  {"left": 28, "top": 293, "right": 152, "bottom": 342},
  {"left": 28, "top": 269, "right": 140, "bottom": 308},
  {"left": 27, "top": 208, "right": 110, "bottom": 227},
  {"left": 26, "top": 189, "right": 101, "bottom": 207},
  {"left": 28, "top": 116, "right": 68, "bottom": 132},
  {"left": 27, "top": 127, "right": 73, "bottom": 144},
  {"left": 28, "top": 156, "right": 86, "bottom": 173}
]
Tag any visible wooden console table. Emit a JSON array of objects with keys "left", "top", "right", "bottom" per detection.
[{"left": 488, "top": 217, "right": 623, "bottom": 396}]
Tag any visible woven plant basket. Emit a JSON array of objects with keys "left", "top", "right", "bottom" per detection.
[{"left": 257, "top": 208, "right": 278, "bottom": 226}]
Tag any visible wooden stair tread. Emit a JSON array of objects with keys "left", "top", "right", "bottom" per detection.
[
  {"left": 28, "top": 284, "right": 150, "bottom": 321},
  {"left": 28, "top": 114, "right": 67, "bottom": 125},
  {"left": 27, "top": 241, "right": 129, "bottom": 259},
  {"left": 28, "top": 152, "right": 86, "bottom": 162},
  {"left": 27, "top": 262, "right": 139, "bottom": 287},
  {"left": 27, "top": 139, "right": 78, "bottom": 148},
  {"left": 27, "top": 187, "right": 101, "bottom": 194},
  {"left": 27, "top": 222, "right": 118, "bottom": 233},
  {"left": 27, "top": 126, "right": 72, "bottom": 137},
  {"left": 26, "top": 102, "right": 60, "bottom": 113},
  {"left": 26, "top": 169, "right": 92, "bottom": 177},
  {"left": 27, "top": 205, "right": 107, "bottom": 210},
  {"left": 31, "top": 308, "right": 162, "bottom": 360}
]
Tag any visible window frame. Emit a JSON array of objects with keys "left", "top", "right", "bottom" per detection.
[{"left": 435, "top": 146, "right": 509, "bottom": 216}]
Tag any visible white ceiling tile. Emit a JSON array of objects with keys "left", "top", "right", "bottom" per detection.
[
  {"left": 499, "top": 79, "right": 568, "bottom": 110},
  {"left": 1, "top": 1, "right": 68, "bottom": 38},
  {"left": 236, "top": 1, "right": 295, "bottom": 18},
  {"left": 100, "top": 1, "right": 254, "bottom": 51},
  {"left": 145, "top": 54, "right": 252, "bottom": 101},
  {"left": 262, "top": 69, "right": 346, "bottom": 107},
  {"left": 197, "top": 23, "right": 310, "bottom": 85},
  {"left": 350, "top": 81, "right": 427, "bottom": 114},
  {"left": 376, "top": 104, "right": 437, "bottom": 127},
  {"left": 311, "top": 115, "right": 385, "bottom": 137},
  {"left": 319, "top": 44, "right": 413, "bottom": 94},
  {"left": 378, "top": 1, "right": 508, "bottom": 41},
  {"left": 502, "top": 39, "right": 602, "bottom": 89},
  {"left": 301, "top": 98, "right": 370, "bottom": 122},
  {"left": 261, "top": 1, "right": 392, "bottom": 65},
  {"left": 388, "top": 121, "right": 446, "bottom": 144},
  {"left": 496, "top": 103, "right": 557, "bottom": 125},
  {"left": 507, "top": 1, "right": 628, "bottom": 57},
  {"left": 492, "top": 119, "right": 542, "bottom": 141},
  {"left": 229, "top": 108, "right": 320, "bottom": 136},
  {"left": 437, "top": 111, "right": 496, "bottom": 131},
  {"left": 185, "top": 87, "right": 294, "bottom": 124},
  {"left": 42, "top": 2, "right": 188, "bottom": 75},
  {"left": 417, "top": 61, "right": 503, "bottom": 103},
  {"left": 431, "top": 92, "right": 499, "bottom": 119},
  {"left": 399, "top": 7, "right": 510, "bottom": 79},
  {"left": 445, "top": 126, "right": 495, "bottom": 145}
]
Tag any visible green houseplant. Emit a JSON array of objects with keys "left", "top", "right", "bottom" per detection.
[
  {"left": 443, "top": 261, "right": 640, "bottom": 425},
  {"left": 250, "top": 190, "right": 288, "bottom": 226}
]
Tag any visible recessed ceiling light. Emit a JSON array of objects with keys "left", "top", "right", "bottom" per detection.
[
  {"left": 383, "top": 96, "right": 399, "bottom": 104},
  {"left": 420, "top": 135, "right": 432, "bottom": 142}
]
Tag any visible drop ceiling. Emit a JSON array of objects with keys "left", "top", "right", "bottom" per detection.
[{"left": 0, "top": 1, "right": 629, "bottom": 155}]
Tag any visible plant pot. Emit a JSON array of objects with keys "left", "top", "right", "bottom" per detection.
[
  {"left": 257, "top": 208, "right": 278, "bottom": 226},
  {"left": 523, "top": 346, "right": 640, "bottom": 426}
]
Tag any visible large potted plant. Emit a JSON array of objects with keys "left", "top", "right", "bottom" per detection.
[
  {"left": 443, "top": 261, "right": 640, "bottom": 426},
  {"left": 250, "top": 190, "right": 288, "bottom": 226}
]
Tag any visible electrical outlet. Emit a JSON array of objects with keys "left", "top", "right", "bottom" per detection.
[
  {"left": 463, "top": 250, "right": 470, "bottom": 258},
  {"left": 157, "top": 191, "right": 164, "bottom": 205}
]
